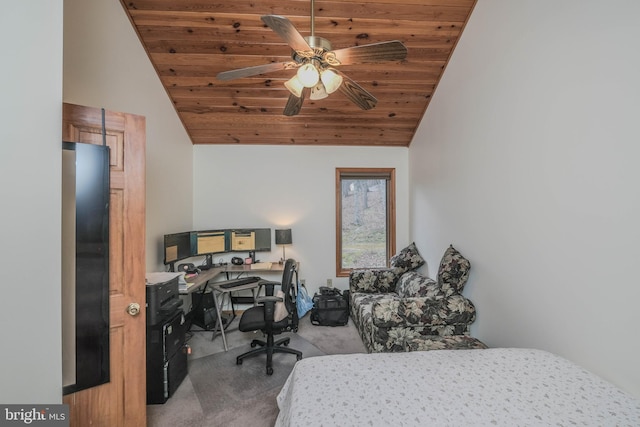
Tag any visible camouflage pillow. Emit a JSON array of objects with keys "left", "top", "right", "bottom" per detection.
[
  {"left": 437, "top": 245, "right": 471, "bottom": 294},
  {"left": 396, "top": 271, "right": 445, "bottom": 300},
  {"left": 389, "top": 242, "right": 425, "bottom": 274},
  {"left": 350, "top": 268, "right": 400, "bottom": 293}
]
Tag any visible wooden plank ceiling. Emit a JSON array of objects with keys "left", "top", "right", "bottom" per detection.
[{"left": 120, "top": 0, "right": 476, "bottom": 147}]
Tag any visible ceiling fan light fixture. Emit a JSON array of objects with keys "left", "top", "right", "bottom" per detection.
[
  {"left": 309, "top": 82, "right": 328, "bottom": 100},
  {"left": 218, "top": 11, "right": 408, "bottom": 117},
  {"left": 284, "top": 75, "right": 304, "bottom": 97},
  {"left": 297, "top": 63, "right": 320, "bottom": 88},
  {"left": 320, "top": 69, "right": 343, "bottom": 94}
]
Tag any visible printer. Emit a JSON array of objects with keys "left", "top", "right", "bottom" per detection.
[
  {"left": 145, "top": 273, "right": 183, "bottom": 325},
  {"left": 144, "top": 272, "right": 187, "bottom": 404}
]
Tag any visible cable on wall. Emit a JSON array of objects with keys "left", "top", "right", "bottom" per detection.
[{"left": 101, "top": 108, "right": 106, "bottom": 146}]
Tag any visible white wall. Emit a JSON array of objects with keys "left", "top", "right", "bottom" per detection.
[
  {"left": 410, "top": 0, "right": 640, "bottom": 397},
  {"left": 63, "top": 0, "right": 194, "bottom": 271},
  {"left": 193, "top": 145, "right": 409, "bottom": 292},
  {"left": 0, "top": 1, "right": 63, "bottom": 403}
]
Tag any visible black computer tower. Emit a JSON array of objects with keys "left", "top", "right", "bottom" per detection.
[
  {"left": 190, "top": 291, "right": 217, "bottom": 330},
  {"left": 146, "top": 310, "right": 188, "bottom": 404}
]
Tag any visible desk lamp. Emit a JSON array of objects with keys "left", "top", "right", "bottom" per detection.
[{"left": 275, "top": 229, "right": 292, "bottom": 264}]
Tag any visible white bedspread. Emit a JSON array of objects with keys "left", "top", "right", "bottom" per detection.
[{"left": 275, "top": 348, "right": 640, "bottom": 426}]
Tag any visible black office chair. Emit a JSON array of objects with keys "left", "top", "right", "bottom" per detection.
[{"left": 236, "top": 258, "right": 303, "bottom": 375}]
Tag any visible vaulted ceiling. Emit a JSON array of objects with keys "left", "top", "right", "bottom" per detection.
[{"left": 120, "top": 0, "right": 476, "bottom": 147}]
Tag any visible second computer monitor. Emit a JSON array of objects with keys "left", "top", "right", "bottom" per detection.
[
  {"left": 193, "top": 230, "right": 228, "bottom": 256},
  {"left": 230, "top": 228, "right": 271, "bottom": 252}
]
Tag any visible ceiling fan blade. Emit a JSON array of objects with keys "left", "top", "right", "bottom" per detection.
[
  {"left": 337, "top": 73, "right": 377, "bottom": 110},
  {"left": 283, "top": 90, "right": 306, "bottom": 116},
  {"left": 217, "top": 61, "right": 296, "bottom": 81},
  {"left": 261, "top": 15, "right": 313, "bottom": 55},
  {"left": 327, "top": 41, "right": 407, "bottom": 66}
]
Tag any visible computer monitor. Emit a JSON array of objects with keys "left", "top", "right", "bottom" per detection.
[
  {"left": 254, "top": 228, "right": 272, "bottom": 251},
  {"left": 192, "top": 230, "right": 228, "bottom": 268},
  {"left": 230, "top": 228, "right": 271, "bottom": 252},
  {"left": 230, "top": 229, "right": 255, "bottom": 252},
  {"left": 163, "top": 228, "right": 272, "bottom": 270},
  {"left": 163, "top": 232, "right": 192, "bottom": 271}
]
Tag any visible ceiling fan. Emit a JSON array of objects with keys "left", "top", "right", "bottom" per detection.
[{"left": 216, "top": 0, "right": 407, "bottom": 116}]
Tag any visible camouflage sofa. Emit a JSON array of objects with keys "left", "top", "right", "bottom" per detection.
[{"left": 349, "top": 244, "right": 479, "bottom": 353}]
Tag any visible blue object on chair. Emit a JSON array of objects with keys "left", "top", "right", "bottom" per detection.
[{"left": 296, "top": 283, "right": 314, "bottom": 318}]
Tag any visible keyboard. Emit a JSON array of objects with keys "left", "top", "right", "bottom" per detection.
[{"left": 217, "top": 276, "right": 261, "bottom": 289}]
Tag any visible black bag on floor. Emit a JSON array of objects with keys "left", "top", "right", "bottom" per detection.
[{"left": 310, "top": 287, "right": 349, "bottom": 326}]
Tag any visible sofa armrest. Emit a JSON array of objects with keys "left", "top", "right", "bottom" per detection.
[
  {"left": 371, "top": 294, "right": 476, "bottom": 328},
  {"left": 349, "top": 268, "right": 401, "bottom": 294}
]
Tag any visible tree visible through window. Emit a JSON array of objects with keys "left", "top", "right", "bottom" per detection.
[{"left": 336, "top": 168, "right": 396, "bottom": 276}]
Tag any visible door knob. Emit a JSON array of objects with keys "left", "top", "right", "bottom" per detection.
[{"left": 126, "top": 302, "right": 141, "bottom": 316}]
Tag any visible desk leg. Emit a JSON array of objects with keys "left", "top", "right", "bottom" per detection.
[{"left": 210, "top": 290, "right": 228, "bottom": 351}]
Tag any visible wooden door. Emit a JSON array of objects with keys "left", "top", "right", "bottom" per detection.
[{"left": 62, "top": 103, "right": 147, "bottom": 427}]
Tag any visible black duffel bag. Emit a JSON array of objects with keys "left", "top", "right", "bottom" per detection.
[{"left": 310, "top": 287, "right": 349, "bottom": 326}]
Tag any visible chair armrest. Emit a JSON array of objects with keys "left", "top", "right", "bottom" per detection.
[
  {"left": 259, "top": 281, "right": 281, "bottom": 296},
  {"left": 349, "top": 268, "right": 401, "bottom": 294},
  {"left": 371, "top": 294, "right": 476, "bottom": 328},
  {"left": 256, "top": 295, "right": 283, "bottom": 305},
  {"left": 255, "top": 295, "right": 284, "bottom": 323}
]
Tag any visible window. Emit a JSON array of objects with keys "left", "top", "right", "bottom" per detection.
[{"left": 335, "top": 168, "right": 396, "bottom": 276}]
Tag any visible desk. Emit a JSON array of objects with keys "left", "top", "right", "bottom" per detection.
[
  {"left": 179, "top": 262, "right": 288, "bottom": 295},
  {"left": 209, "top": 279, "right": 263, "bottom": 351},
  {"left": 181, "top": 262, "right": 290, "bottom": 351}
]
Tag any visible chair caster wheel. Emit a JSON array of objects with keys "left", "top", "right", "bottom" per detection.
[
  {"left": 236, "top": 359, "right": 243, "bottom": 365},
  {"left": 267, "top": 367, "right": 273, "bottom": 375},
  {"left": 250, "top": 342, "right": 257, "bottom": 348},
  {"left": 283, "top": 341, "right": 289, "bottom": 347},
  {"left": 296, "top": 355, "right": 302, "bottom": 361}
]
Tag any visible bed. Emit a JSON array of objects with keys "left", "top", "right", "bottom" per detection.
[{"left": 275, "top": 348, "right": 640, "bottom": 426}]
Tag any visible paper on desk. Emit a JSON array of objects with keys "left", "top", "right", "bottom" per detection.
[
  {"left": 251, "top": 262, "right": 272, "bottom": 270},
  {"left": 146, "top": 271, "right": 186, "bottom": 285}
]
